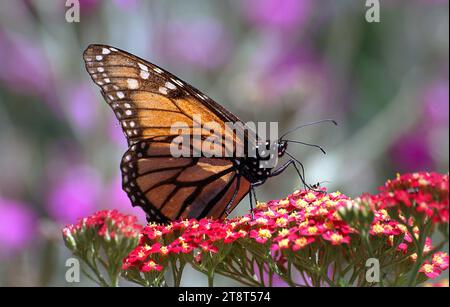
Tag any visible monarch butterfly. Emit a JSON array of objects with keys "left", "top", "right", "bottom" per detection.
[{"left": 84, "top": 44, "right": 334, "bottom": 223}]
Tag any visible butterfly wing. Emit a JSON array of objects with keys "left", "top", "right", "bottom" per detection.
[
  {"left": 122, "top": 137, "right": 251, "bottom": 222},
  {"left": 84, "top": 44, "right": 253, "bottom": 221},
  {"left": 83, "top": 44, "right": 254, "bottom": 154}
]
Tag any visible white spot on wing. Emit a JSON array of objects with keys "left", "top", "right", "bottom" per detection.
[
  {"left": 158, "top": 87, "right": 168, "bottom": 95},
  {"left": 165, "top": 82, "right": 176, "bottom": 90},
  {"left": 96, "top": 55, "right": 103, "bottom": 61},
  {"left": 127, "top": 78, "right": 139, "bottom": 89},
  {"left": 117, "top": 91, "right": 125, "bottom": 99},
  {"left": 138, "top": 63, "right": 148, "bottom": 71},
  {"left": 171, "top": 78, "right": 184, "bottom": 87},
  {"left": 153, "top": 67, "right": 163, "bottom": 74},
  {"left": 102, "top": 48, "right": 111, "bottom": 55},
  {"left": 140, "top": 70, "right": 150, "bottom": 79}
]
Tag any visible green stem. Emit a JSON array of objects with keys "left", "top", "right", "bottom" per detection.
[
  {"left": 208, "top": 269, "right": 215, "bottom": 287},
  {"left": 406, "top": 232, "right": 425, "bottom": 286}
]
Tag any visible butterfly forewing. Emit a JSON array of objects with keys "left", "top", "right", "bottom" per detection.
[{"left": 83, "top": 44, "right": 250, "bottom": 153}]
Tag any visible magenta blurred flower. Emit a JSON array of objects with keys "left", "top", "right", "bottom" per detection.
[
  {"left": 79, "top": 0, "right": 101, "bottom": 12},
  {"left": 240, "top": 0, "right": 312, "bottom": 31},
  {"left": 64, "top": 83, "right": 99, "bottom": 132},
  {"left": 390, "top": 132, "right": 434, "bottom": 172},
  {"left": 0, "top": 31, "right": 52, "bottom": 97},
  {"left": 423, "top": 80, "right": 449, "bottom": 125},
  {"left": 0, "top": 198, "right": 37, "bottom": 254},
  {"left": 46, "top": 166, "right": 101, "bottom": 224},
  {"left": 163, "top": 18, "right": 233, "bottom": 70}
]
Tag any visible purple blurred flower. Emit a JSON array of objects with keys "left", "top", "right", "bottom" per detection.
[
  {"left": 0, "top": 31, "right": 52, "bottom": 97},
  {"left": 46, "top": 166, "right": 101, "bottom": 224},
  {"left": 163, "top": 18, "right": 233, "bottom": 70},
  {"left": 241, "top": 0, "right": 312, "bottom": 31},
  {"left": 244, "top": 42, "right": 330, "bottom": 105},
  {"left": 423, "top": 80, "right": 449, "bottom": 125},
  {"left": 104, "top": 177, "right": 147, "bottom": 224},
  {"left": 0, "top": 198, "right": 37, "bottom": 254},
  {"left": 108, "top": 113, "right": 128, "bottom": 148},
  {"left": 79, "top": 0, "right": 101, "bottom": 12},
  {"left": 416, "top": 0, "right": 449, "bottom": 5},
  {"left": 390, "top": 132, "right": 434, "bottom": 172},
  {"left": 64, "top": 83, "right": 99, "bottom": 132},
  {"left": 113, "top": 0, "right": 141, "bottom": 9}
]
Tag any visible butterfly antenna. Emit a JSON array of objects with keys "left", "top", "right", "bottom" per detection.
[
  {"left": 280, "top": 119, "right": 337, "bottom": 139},
  {"left": 285, "top": 140, "right": 327, "bottom": 155}
]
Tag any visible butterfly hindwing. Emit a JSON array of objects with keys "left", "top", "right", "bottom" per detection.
[{"left": 121, "top": 137, "right": 251, "bottom": 221}]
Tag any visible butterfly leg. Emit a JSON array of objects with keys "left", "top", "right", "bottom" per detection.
[
  {"left": 270, "top": 159, "right": 310, "bottom": 190},
  {"left": 224, "top": 175, "right": 241, "bottom": 217},
  {"left": 248, "top": 187, "right": 254, "bottom": 218},
  {"left": 251, "top": 187, "right": 258, "bottom": 208},
  {"left": 246, "top": 184, "right": 261, "bottom": 219}
]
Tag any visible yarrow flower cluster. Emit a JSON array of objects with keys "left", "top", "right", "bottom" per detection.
[
  {"left": 368, "top": 172, "right": 449, "bottom": 224},
  {"left": 62, "top": 210, "right": 142, "bottom": 286},
  {"left": 121, "top": 190, "right": 359, "bottom": 286},
  {"left": 420, "top": 252, "right": 449, "bottom": 279},
  {"left": 354, "top": 172, "right": 449, "bottom": 285},
  {"left": 63, "top": 172, "right": 449, "bottom": 287},
  {"left": 63, "top": 210, "right": 142, "bottom": 243}
]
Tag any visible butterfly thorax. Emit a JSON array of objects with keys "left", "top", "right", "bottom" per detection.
[
  {"left": 236, "top": 157, "right": 271, "bottom": 185},
  {"left": 236, "top": 140, "right": 288, "bottom": 186}
]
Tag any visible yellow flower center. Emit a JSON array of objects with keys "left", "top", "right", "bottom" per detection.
[
  {"left": 295, "top": 238, "right": 308, "bottom": 248},
  {"left": 279, "top": 199, "right": 289, "bottom": 206},
  {"left": 372, "top": 223, "right": 385, "bottom": 234},
  {"left": 160, "top": 246, "right": 169, "bottom": 255},
  {"left": 305, "top": 193, "right": 316, "bottom": 202},
  {"left": 278, "top": 238, "right": 289, "bottom": 248},
  {"left": 277, "top": 208, "right": 287, "bottom": 215},
  {"left": 331, "top": 233, "right": 343, "bottom": 243},
  {"left": 296, "top": 199, "right": 308, "bottom": 208},
  {"left": 433, "top": 255, "right": 444, "bottom": 264},
  {"left": 278, "top": 229, "right": 289, "bottom": 236},
  {"left": 423, "top": 264, "right": 434, "bottom": 273},
  {"left": 258, "top": 229, "right": 272, "bottom": 239},
  {"left": 264, "top": 210, "right": 275, "bottom": 217},
  {"left": 308, "top": 226, "right": 318, "bottom": 234},
  {"left": 256, "top": 217, "right": 268, "bottom": 225},
  {"left": 276, "top": 217, "right": 288, "bottom": 227}
]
